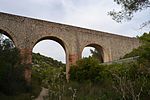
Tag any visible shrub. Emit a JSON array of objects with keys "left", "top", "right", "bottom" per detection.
[
  {"left": 0, "top": 48, "right": 28, "bottom": 95},
  {"left": 70, "top": 57, "right": 103, "bottom": 82},
  {"left": 70, "top": 56, "right": 150, "bottom": 99}
]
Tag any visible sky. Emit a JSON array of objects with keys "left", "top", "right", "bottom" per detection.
[{"left": 0, "top": 0, "right": 149, "bottom": 63}]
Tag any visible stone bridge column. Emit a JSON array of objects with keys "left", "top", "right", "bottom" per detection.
[
  {"left": 66, "top": 47, "right": 81, "bottom": 81},
  {"left": 19, "top": 48, "right": 32, "bottom": 85},
  {"left": 69, "top": 53, "right": 79, "bottom": 65},
  {"left": 65, "top": 53, "right": 79, "bottom": 81}
]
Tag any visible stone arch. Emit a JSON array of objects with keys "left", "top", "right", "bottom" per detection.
[
  {"left": 81, "top": 43, "right": 104, "bottom": 62},
  {"left": 81, "top": 43, "right": 111, "bottom": 62},
  {"left": 0, "top": 29, "right": 16, "bottom": 47},
  {"left": 33, "top": 36, "right": 68, "bottom": 53},
  {"left": 32, "top": 35, "right": 70, "bottom": 80}
]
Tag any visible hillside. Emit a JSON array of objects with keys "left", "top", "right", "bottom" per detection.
[
  {"left": 32, "top": 53, "right": 65, "bottom": 68},
  {"left": 32, "top": 53, "right": 66, "bottom": 89}
]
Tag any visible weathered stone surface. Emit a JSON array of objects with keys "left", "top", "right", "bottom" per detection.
[{"left": 0, "top": 12, "right": 141, "bottom": 82}]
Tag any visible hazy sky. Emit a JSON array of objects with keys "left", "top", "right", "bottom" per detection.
[{"left": 0, "top": 0, "right": 149, "bottom": 63}]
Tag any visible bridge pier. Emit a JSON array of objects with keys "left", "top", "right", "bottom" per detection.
[
  {"left": 65, "top": 53, "right": 80, "bottom": 81},
  {"left": 19, "top": 48, "right": 32, "bottom": 85},
  {"left": 69, "top": 53, "right": 79, "bottom": 65}
]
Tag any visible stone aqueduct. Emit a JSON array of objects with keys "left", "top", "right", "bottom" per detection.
[{"left": 0, "top": 12, "right": 140, "bottom": 83}]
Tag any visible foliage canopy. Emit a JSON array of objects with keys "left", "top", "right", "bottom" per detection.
[{"left": 108, "top": 0, "right": 150, "bottom": 28}]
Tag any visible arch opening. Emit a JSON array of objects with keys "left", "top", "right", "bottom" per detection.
[
  {"left": 32, "top": 37, "right": 66, "bottom": 64},
  {"left": 34, "top": 36, "right": 67, "bottom": 53},
  {"left": 32, "top": 37, "right": 68, "bottom": 85},
  {"left": 82, "top": 44, "right": 104, "bottom": 63},
  {"left": 32, "top": 36, "right": 70, "bottom": 83},
  {"left": 0, "top": 29, "right": 15, "bottom": 49}
]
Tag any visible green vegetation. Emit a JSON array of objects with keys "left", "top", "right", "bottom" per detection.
[
  {"left": 32, "top": 53, "right": 65, "bottom": 88},
  {"left": 0, "top": 48, "right": 25, "bottom": 95},
  {"left": 124, "top": 32, "right": 150, "bottom": 66},
  {"left": 70, "top": 57, "right": 103, "bottom": 82},
  {"left": 109, "top": 0, "right": 150, "bottom": 26},
  {"left": 0, "top": 34, "right": 31, "bottom": 99},
  {"left": 70, "top": 58, "right": 150, "bottom": 100},
  {"left": 90, "top": 49, "right": 103, "bottom": 63}
]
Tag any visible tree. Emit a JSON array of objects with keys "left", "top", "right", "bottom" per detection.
[
  {"left": 90, "top": 49, "right": 103, "bottom": 63},
  {"left": 123, "top": 32, "right": 150, "bottom": 66},
  {"left": 70, "top": 57, "right": 102, "bottom": 82},
  {"left": 0, "top": 33, "right": 27, "bottom": 95},
  {"left": 138, "top": 32, "right": 150, "bottom": 66},
  {"left": 0, "top": 33, "right": 14, "bottom": 50},
  {"left": 0, "top": 33, "right": 4, "bottom": 50},
  {"left": 108, "top": 0, "right": 150, "bottom": 28}
]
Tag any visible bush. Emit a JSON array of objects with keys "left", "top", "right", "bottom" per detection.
[
  {"left": 0, "top": 48, "right": 30, "bottom": 95},
  {"left": 124, "top": 32, "right": 150, "bottom": 66},
  {"left": 69, "top": 56, "right": 150, "bottom": 99},
  {"left": 70, "top": 57, "right": 104, "bottom": 83}
]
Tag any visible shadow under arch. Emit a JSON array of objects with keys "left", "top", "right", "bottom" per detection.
[{"left": 82, "top": 43, "right": 104, "bottom": 63}]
